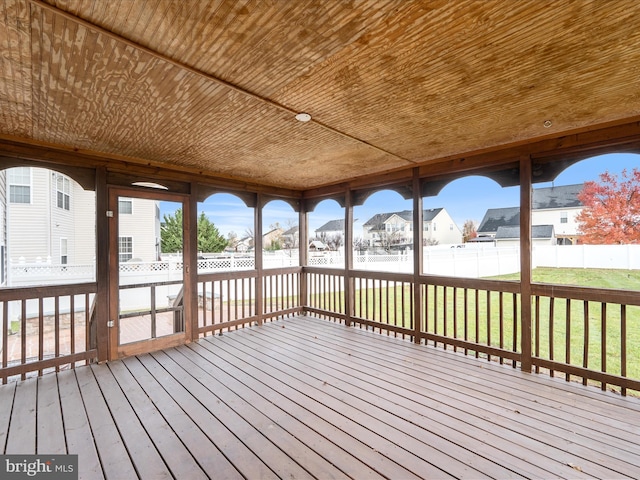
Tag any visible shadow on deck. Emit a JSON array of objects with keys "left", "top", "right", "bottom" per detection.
[{"left": 1, "top": 315, "right": 639, "bottom": 479}]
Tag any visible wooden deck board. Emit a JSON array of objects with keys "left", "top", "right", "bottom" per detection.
[
  {"left": 0, "top": 382, "right": 16, "bottom": 453},
  {"left": 5, "top": 378, "right": 36, "bottom": 454},
  {"left": 1, "top": 315, "right": 639, "bottom": 480},
  {"left": 36, "top": 374, "right": 65, "bottom": 454},
  {"left": 272, "top": 318, "right": 640, "bottom": 477},
  {"left": 56, "top": 370, "right": 104, "bottom": 480}
]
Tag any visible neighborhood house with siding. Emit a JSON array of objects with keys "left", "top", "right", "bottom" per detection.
[
  {"left": 363, "top": 208, "right": 462, "bottom": 248},
  {"left": 477, "top": 184, "right": 584, "bottom": 245},
  {"left": 3, "top": 167, "right": 160, "bottom": 286}
]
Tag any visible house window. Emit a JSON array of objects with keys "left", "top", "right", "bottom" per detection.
[
  {"left": 119, "top": 236, "right": 133, "bottom": 262},
  {"left": 56, "top": 174, "right": 71, "bottom": 210},
  {"left": 450, "top": 224, "right": 454, "bottom": 230},
  {"left": 433, "top": 223, "right": 437, "bottom": 231},
  {"left": 118, "top": 198, "right": 133, "bottom": 214},
  {"left": 424, "top": 223, "right": 429, "bottom": 231},
  {"left": 8, "top": 167, "right": 31, "bottom": 204},
  {"left": 560, "top": 212, "right": 568, "bottom": 224},
  {"left": 60, "top": 238, "right": 68, "bottom": 265}
]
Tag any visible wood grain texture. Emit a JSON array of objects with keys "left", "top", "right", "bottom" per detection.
[
  {"left": 2, "top": 1, "right": 640, "bottom": 188},
  {"left": 1, "top": 316, "right": 639, "bottom": 478}
]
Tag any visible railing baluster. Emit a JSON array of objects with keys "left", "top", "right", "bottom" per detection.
[
  {"left": 512, "top": 293, "right": 518, "bottom": 368},
  {"left": 453, "top": 287, "right": 458, "bottom": 353},
  {"left": 601, "top": 302, "right": 607, "bottom": 391},
  {"left": 583, "top": 300, "right": 589, "bottom": 386},
  {"left": 38, "top": 297, "right": 44, "bottom": 376},
  {"left": 54, "top": 296, "right": 60, "bottom": 372},
  {"left": 549, "top": 296, "right": 555, "bottom": 377},
  {"left": 474, "top": 289, "right": 479, "bottom": 358},
  {"left": 534, "top": 296, "right": 540, "bottom": 373},
  {"left": 151, "top": 285, "right": 157, "bottom": 338},
  {"left": 621, "top": 304, "right": 627, "bottom": 397},
  {"left": 486, "top": 290, "right": 491, "bottom": 362},
  {"left": 499, "top": 291, "right": 503, "bottom": 364},
  {"left": 464, "top": 288, "right": 469, "bottom": 356},
  {"left": 565, "top": 298, "right": 571, "bottom": 382},
  {"left": 2, "top": 301, "right": 7, "bottom": 383}
]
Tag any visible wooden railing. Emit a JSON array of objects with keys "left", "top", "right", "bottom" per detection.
[
  {"left": 197, "top": 267, "right": 302, "bottom": 336},
  {"left": 0, "top": 283, "right": 98, "bottom": 383},
  {"left": 302, "top": 268, "right": 640, "bottom": 396},
  {"left": 531, "top": 283, "right": 640, "bottom": 395}
]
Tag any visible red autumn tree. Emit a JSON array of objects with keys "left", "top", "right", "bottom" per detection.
[{"left": 576, "top": 168, "right": 640, "bottom": 244}]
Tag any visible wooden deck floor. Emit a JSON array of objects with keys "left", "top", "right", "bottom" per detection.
[{"left": 1, "top": 315, "right": 639, "bottom": 479}]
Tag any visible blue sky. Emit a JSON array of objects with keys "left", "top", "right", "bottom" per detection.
[{"left": 164, "top": 153, "right": 639, "bottom": 240}]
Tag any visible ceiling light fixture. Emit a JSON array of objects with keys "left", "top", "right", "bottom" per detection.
[
  {"left": 295, "top": 112, "right": 312, "bottom": 122},
  {"left": 543, "top": 120, "right": 552, "bottom": 128}
]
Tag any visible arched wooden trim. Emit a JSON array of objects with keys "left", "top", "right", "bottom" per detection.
[
  {"left": 303, "top": 194, "right": 345, "bottom": 212},
  {"left": 0, "top": 157, "right": 95, "bottom": 191},
  {"left": 262, "top": 196, "right": 300, "bottom": 212},
  {"left": 304, "top": 196, "right": 345, "bottom": 213},
  {"left": 196, "top": 186, "right": 257, "bottom": 208},
  {"left": 420, "top": 163, "right": 520, "bottom": 197},
  {"left": 352, "top": 183, "right": 412, "bottom": 206}
]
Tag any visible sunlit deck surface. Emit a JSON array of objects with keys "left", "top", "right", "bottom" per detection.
[{"left": 1, "top": 316, "right": 639, "bottom": 480}]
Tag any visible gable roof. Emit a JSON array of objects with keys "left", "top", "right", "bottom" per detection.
[
  {"left": 315, "top": 219, "right": 346, "bottom": 233},
  {"left": 478, "top": 184, "right": 584, "bottom": 233},
  {"left": 477, "top": 207, "right": 520, "bottom": 234},
  {"left": 363, "top": 208, "right": 444, "bottom": 228},
  {"left": 532, "top": 184, "right": 584, "bottom": 209}
]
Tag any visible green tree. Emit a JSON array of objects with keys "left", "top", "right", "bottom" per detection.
[
  {"left": 197, "top": 212, "right": 227, "bottom": 252},
  {"left": 161, "top": 209, "right": 228, "bottom": 253},
  {"left": 161, "top": 209, "right": 183, "bottom": 253}
]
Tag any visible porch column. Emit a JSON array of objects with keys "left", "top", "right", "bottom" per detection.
[
  {"left": 186, "top": 183, "right": 198, "bottom": 342},
  {"left": 255, "top": 194, "right": 264, "bottom": 326},
  {"left": 95, "top": 167, "right": 109, "bottom": 362},
  {"left": 412, "top": 168, "right": 423, "bottom": 344},
  {"left": 299, "top": 203, "right": 308, "bottom": 311},
  {"left": 520, "top": 156, "right": 533, "bottom": 372},
  {"left": 344, "top": 190, "right": 354, "bottom": 326}
]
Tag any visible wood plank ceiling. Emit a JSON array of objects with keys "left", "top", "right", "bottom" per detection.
[{"left": 1, "top": 0, "right": 640, "bottom": 190}]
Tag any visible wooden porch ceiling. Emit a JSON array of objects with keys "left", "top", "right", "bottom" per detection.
[{"left": 2, "top": 1, "right": 640, "bottom": 190}]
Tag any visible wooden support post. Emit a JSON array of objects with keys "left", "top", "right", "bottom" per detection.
[
  {"left": 186, "top": 183, "right": 198, "bottom": 341},
  {"left": 412, "top": 169, "right": 423, "bottom": 344},
  {"left": 344, "top": 190, "right": 354, "bottom": 326},
  {"left": 95, "top": 167, "right": 109, "bottom": 362},
  {"left": 520, "top": 156, "right": 533, "bottom": 372},
  {"left": 255, "top": 194, "right": 264, "bottom": 326},
  {"left": 299, "top": 205, "right": 308, "bottom": 312}
]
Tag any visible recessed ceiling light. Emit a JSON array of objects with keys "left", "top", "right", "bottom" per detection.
[
  {"left": 295, "top": 112, "right": 312, "bottom": 122},
  {"left": 543, "top": 120, "right": 552, "bottom": 128}
]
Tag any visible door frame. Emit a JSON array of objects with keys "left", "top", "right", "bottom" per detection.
[{"left": 107, "top": 186, "right": 192, "bottom": 360}]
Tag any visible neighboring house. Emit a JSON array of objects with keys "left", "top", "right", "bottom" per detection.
[
  {"left": 263, "top": 227, "right": 283, "bottom": 249},
  {"left": 309, "top": 240, "right": 327, "bottom": 251},
  {"left": 363, "top": 208, "right": 462, "bottom": 247},
  {"left": 5, "top": 167, "right": 96, "bottom": 267},
  {"left": 117, "top": 196, "right": 161, "bottom": 262},
  {"left": 4, "top": 167, "right": 160, "bottom": 280},
  {"left": 235, "top": 236, "right": 253, "bottom": 252},
  {"left": 314, "top": 218, "right": 347, "bottom": 249},
  {"left": 494, "top": 225, "right": 556, "bottom": 247},
  {"left": 477, "top": 184, "right": 584, "bottom": 245},
  {"left": 282, "top": 226, "right": 299, "bottom": 249}
]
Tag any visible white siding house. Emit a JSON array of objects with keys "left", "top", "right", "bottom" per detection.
[
  {"left": 3, "top": 167, "right": 161, "bottom": 286},
  {"left": 477, "top": 184, "right": 584, "bottom": 245},
  {"left": 117, "top": 197, "right": 161, "bottom": 262},
  {"left": 363, "top": 208, "right": 463, "bottom": 248}
]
